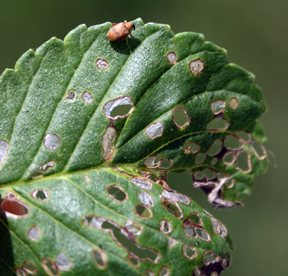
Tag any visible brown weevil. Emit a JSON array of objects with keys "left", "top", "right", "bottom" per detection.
[{"left": 107, "top": 20, "right": 135, "bottom": 42}]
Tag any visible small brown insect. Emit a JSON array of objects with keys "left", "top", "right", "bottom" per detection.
[{"left": 107, "top": 20, "right": 135, "bottom": 42}]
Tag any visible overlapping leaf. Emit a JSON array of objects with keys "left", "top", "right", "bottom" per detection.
[{"left": 0, "top": 18, "right": 266, "bottom": 275}]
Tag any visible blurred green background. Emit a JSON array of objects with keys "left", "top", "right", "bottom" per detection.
[{"left": 0, "top": 1, "right": 287, "bottom": 275}]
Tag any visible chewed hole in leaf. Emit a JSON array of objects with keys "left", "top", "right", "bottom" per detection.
[
  {"left": 195, "top": 153, "right": 206, "bottom": 164},
  {"left": 172, "top": 107, "right": 190, "bottom": 129},
  {"left": 138, "top": 192, "right": 154, "bottom": 207},
  {"left": 223, "top": 153, "right": 235, "bottom": 165},
  {"left": 159, "top": 220, "right": 172, "bottom": 234},
  {"left": 166, "top": 51, "right": 177, "bottom": 64},
  {"left": 159, "top": 266, "right": 170, "bottom": 276},
  {"left": 210, "top": 100, "right": 226, "bottom": 115},
  {"left": 194, "top": 171, "right": 204, "bottom": 180},
  {"left": 236, "top": 131, "right": 251, "bottom": 143},
  {"left": 22, "top": 261, "right": 37, "bottom": 274},
  {"left": 211, "top": 272, "right": 219, "bottom": 276},
  {"left": 81, "top": 91, "right": 93, "bottom": 103},
  {"left": 189, "top": 58, "right": 204, "bottom": 75},
  {"left": 145, "top": 121, "right": 164, "bottom": 139},
  {"left": 135, "top": 204, "right": 153, "bottom": 219},
  {"left": 111, "top": 105, "right": 133, "bottom": 118},
  {"left": 251, "top": 141, "right": 267, "bottom": 159},
  {"left": 161, "top": 198, "right": 183, "bottom": 219},
  {"left": 55, "top": 253, "right": 71, "bottom": 271},
  {"left": 103, "top": 96, "right": 134, "bottom": 120},
  {"left": 203, "top": 251, "right": 220, "bottom": 266},
  {"left": 131, "top": 177, "right": 153, "bottom": 190},
  {"left": 65, "top": 91, "right": 76, "bottom": 103},
  {"left": 16, "top": 268, "right": 26, "bottom": 276},
  {"left": 196, "top": 228, "right": 210, "bottom": 241},
  {"left": 207, "top": 118, "right": 229, "bottom": 131},
  {"left": 229, "top": 97, "right": 239, "bottom": 109},
  {"left": 206, "top": 139, "right": 223, "bottom": 156},
  {"left": 127, "top": 255, "right": 140, "bottom": 266},
  {"left": 27, "top": 226, "right": 40, "bottom": 241},
  {"left": 183, "top": 142, "right": 200, "bottom": 154},
  {"left": 188, "top": 213, "right": 203, "bottom": 226},
  {"left": 107, "top": 185, "right": 127, "bottom": 202},
  {"left": 145, "top": 156, "right": 161, "bottom": 169},
  {"left": 224, "top": 135, "right": 242, "bottom": 149},
  {"left": 41, "top": 259, "right": 58, "bottom": 276},
  {"left": 203, "top": 168, "right": 216, "bottom": 180},
  {"left": 0, "top": 139, "right": 9, "bottom": 167},
  {"left": 236, "top": 151, "right": 251, "bottom": 172},
  {"left": 101, "top": 126, "right": 116, "bottom": 161},
  {"left": 39, "top": 160, "right": 56, "bottom": 173},
  {"left": 101, "top": 220, "right": 159, "bottom": 263},
  {"left": 31, "top": 189, "right": 49, "bottom": 202},
  {"left": 125, "top": 220, "right": 143, "bottom": 236},
  {"left": 193, "top": 267, "right": 201, "bottom": 276},
  {"left": 96, "top": 58, "right": 109, "bottom": 69},
  {"left": 1, "top": 196, "right": 29, "bottom": 219},
  {"left": 92, "top": 249, "right": 106, "bottom": 269},
  {"left": 43, "top": 133, "right": 61, "bottom": 150},
  {"left": 159, "top": 159, "right": 173, "bottom": 170},
  {"left": 144, "top": 269, "right": 155, "bottom": 276},
  {"left": 183, "top": 223, "right": 196, "bottom": 238},
  {"left": 161, "top": 190, "right": 191, "bottom": 205},
  {"left": 182, "top": 244, "right": 198, "bottom": 260}
]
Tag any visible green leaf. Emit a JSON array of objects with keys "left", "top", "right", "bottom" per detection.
[{"left": 0, "top": 18, "right": 266, "bottom": 275}]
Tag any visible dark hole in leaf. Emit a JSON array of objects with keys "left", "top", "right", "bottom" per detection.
[
  {"left": 206, "top": 139, "right": 223, "bottom": 156},
  {"left": 194, "top": 171, "right": 204, "bottom": 180},
  {"left": 196, "top": 228, "right": 210, "bottom": 241},
  {"left": 128, "top": 255, "right": 139, "bottom": 266},
  {"left": 161, "top": 199, "right": 183, "bottom": 219},
  {"left": 236, "top": 131, "right": 251, "bottom": 143},
  {"left": 251, "top": 141, "right": 266, "bottom": 159},
  {"left": 195, "top": 153, "right": 206, "bottom": 164},
  {"left": 102, "top": 221, "right": 158, "bottom": 262},
  {"left": 65, "top": 91, "right": 76, "bottom": 102},
  {"left": 22, "top": 261, "right": 37, "bottom": 274},
  {"left": 207, "top": 118, "right": 229, "bottom": 130},
  {"left": 224, "top": 135, "right": 241, "bottom": 149},
  {"left": 110, "top": 104, "right": 133, "bottom": 118},
  {"left": 107, "top": 185, "right": 127, "bottom": 202},
  {"left": 92, "top": 249, "right": 106, "bottom": 269},
  {"left": 159, "top": 266, "right": 170, "bottom": 276},
  {"left": 172, "top": 108, "right": 190, "bottom": 129},
  {"left": 188, "top": 213, "right": 202, "bottom": 226},
  {"left": 1, "top": 198, "right": 29, "bottom": 217},
  {"left": 223, "top": 153, "right": 235, "bottom": 164},
  {"left": 135, "top": 204, "right": 152, "bottom": 219},
  {"left": 203, "top": 169, "right": 216, "bottom": 180},
  {"left": 182, "top": 244, "right": 197, "bottom": 259},
  {"left": 34, "top": 190, "right": 48, "bottom": 201},
  {"left": 159, "top": 220, "right": 172, "bottom": 234},
  {"left": 41, "top": 259, "right": 58, "bottom": 276},
  {"left": 203, "top": 251, "right": 219, "bottom": 266},
  {"left": 236, "top": 151, "right": 251, "bottom": 172},
  {"left": 159, "top": 159, "right": 172, "bottom": 170}
]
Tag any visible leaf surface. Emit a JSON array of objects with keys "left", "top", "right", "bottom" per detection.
[{"left": 0, "top": 18, "right": 266, "bottom": 275}]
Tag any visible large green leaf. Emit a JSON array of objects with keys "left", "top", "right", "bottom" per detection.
[{"left": 0, "top": 18, "right": 266, "bottom": 275}]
